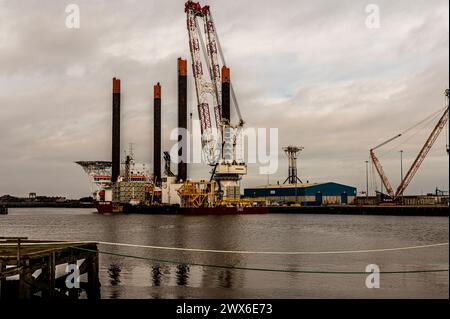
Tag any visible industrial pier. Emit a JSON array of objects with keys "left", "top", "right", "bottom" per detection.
[{"left": 268, "top": 205, "right": 448, "bottom": 217}]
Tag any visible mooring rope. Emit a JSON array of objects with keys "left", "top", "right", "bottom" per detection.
[
  {"left": 95, "top": 241, "right": 450, "bottom": 255},
  {"left": 2, "top": 243, "right": 448, "bottom": 275},
  {"left": 4, "top": 241, "right": 448, "bottom": 255},
  {"left": 72, "top": 246, "right": 449, "bottom": 275}
]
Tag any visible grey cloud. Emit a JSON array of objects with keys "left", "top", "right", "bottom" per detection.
[{"left": 0, "top": 0, "right": 448, "bottom": 198}]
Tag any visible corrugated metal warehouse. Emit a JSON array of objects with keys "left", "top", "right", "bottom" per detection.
[{"left": 244, "top": 182, "right": 357, "bottom": 205}]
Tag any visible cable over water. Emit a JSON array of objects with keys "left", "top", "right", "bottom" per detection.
[
  {"left": 7, "top": 241, "right": 449, "bottom": 255},
  {"left": 6, "top": 242, "right": 448, "bottom": 275},
  {"left": 72, "top": 246, "right": 450, "bottom": 275}
]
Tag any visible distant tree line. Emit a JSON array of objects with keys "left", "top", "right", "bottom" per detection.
[{"left": 0, "top": 195, "right": 93, "bottom": 203}]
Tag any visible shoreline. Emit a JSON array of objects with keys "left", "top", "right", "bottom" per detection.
[
  {"left": 268, "top": 205, "right": 449, "bottom": 216},
  {"left": 0, "top": 201, "right": 94, "bottom": 208}
]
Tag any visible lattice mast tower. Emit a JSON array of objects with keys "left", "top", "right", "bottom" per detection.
[{"left": 283, "top": 146, "right": 304, "bottom": 184}]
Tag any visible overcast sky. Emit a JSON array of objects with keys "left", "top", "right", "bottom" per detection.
[{"left": 0, "top": 0, "right": 448, "bottom": 198}]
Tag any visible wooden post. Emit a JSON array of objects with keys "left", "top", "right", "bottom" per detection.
[
  {"left": 16, "top": 238, "right": 21, "bottom": 267},
  {"left": 48, "top": 252, "right": 56, "bottom": 297},
  {"left": 0, "top": 262, "right": 5, "bottom": 300},
  {"left": 87, "top": 248, "right": 100, "bottom": 299},
  {"left": 1, "top": 240, "right": 100, "bottom": 299},
  {"left": 67, "top": 260, "right": 78, "bottom": 299},
  {"left": 18, "top": 274, "right": 31, "bottom": 299},
  {"left": 17, "top": 238, "right": 32, "bottom": 299},
  {"left": 39, "top": 266, "right": 50, "bottom": 299}
]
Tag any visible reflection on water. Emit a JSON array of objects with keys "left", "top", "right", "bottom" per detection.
[
  {"left": 0, "top": 208, "right": 448, "bottom": 298},
  {"left": 108, "top": 264, "right": 121, "bottom": 286},
  {"left": 218, "top": 270, "right": 233, "bottom": 288},
  {"left": 152, "top": 265, "right": 162, "bottom": 287},
  {"left": 176, "top": 264, "right": 189, "bottom": 287},
  {"left": 107, "top": 263, "right": 122, "bottom": 299}
]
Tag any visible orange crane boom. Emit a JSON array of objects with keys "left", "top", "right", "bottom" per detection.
[
  {"left": 370, "top": 89, "right": 449, "bottom": 200},
  {"left": 395, "top": 103, "right": 449, "bottom": 198},
  {"left": 370, "top": 149, "right": 395, "bottom": 198},
  {"left": 370, "top": 133, "right": 402, "bottom": 197}
]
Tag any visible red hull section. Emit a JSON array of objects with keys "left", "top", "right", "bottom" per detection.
[
  {"left": 180, "top": 206, "right": 268, "bottom": 215},
  {"left": 94, "top": 201, "right": 268, "bottom": 215},
  {"left": 94, "top": 201, "right": 113, "bottom": 214}
]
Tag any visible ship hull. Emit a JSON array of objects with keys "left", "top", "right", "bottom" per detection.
[
  {"left": 180, "top": 206, "right": 268, "bottom": 215},
  {"left": 123, "top": 203, "right": 180, "bottom": 214},
  {"left": 94, "top": 201, "right": 113, "bottom": 214},
  {"left": 94, "top": 201, "right": 268, "bottom": 215}
]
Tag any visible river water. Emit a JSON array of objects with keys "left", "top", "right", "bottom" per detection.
[{"left": 1, "top": 208, "right": 448, "bottom": 299}]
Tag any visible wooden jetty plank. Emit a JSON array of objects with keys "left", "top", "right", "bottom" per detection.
[{"left": 0, "top": 240, "right": 100, "bottom": 299}]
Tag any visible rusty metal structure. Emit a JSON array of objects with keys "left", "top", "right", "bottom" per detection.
[
  {"left": 177, "top": 58, "right": 188, "bottom": 182},
  {"left": 153, "top": 82, "right": 162, "bottom": 185},
  {"left": 111, "top": 78, "right": 121, "bottom": 183}
]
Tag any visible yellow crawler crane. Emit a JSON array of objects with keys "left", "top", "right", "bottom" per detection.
[
  {"left": 144, "top": 183, "right": 160, "bottom": 206},
  {"left": 216, "top": 198, "right": 247, "bottom": 208},
  {"left": 216, "top": 197, "right": 267, "bottom": 208},
  {"left": 177, "top": 180, "right": 216, "bottom": 208}
]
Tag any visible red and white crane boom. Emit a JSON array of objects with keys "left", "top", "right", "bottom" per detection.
[
  {"left": 185, "top": 1, "right": 247, "bottom": 200},
  {"left": 185, "top": 1, "right": 225, "bottom": 164}
]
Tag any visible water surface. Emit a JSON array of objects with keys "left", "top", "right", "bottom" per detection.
[{"left": 1, "top": 208, "right": 448, "bottom": 298}]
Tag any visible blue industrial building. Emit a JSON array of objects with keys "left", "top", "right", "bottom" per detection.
[{"left": 244, "top": 182, "right": 357, "bottom": 205}]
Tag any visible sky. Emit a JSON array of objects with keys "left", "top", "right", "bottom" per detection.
[{"left": 0, "top": 0, "right": 448, "bottom": 198}]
